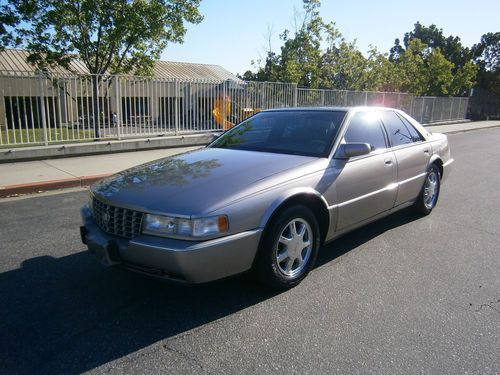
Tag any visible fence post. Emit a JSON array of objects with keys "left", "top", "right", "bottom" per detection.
[
  {"left": 449, "top": 98, "right": 454, "bottom": 121},
  {"left": 457, "top": 98, "right": 463, "bottom": 121},
  {"left": 38, "top": 73, "right": 49, "bottom": 146},
  {"left": 175, "top": 80, "right": 180, "bottom": 135},
  {"left": 431, "top": 97, "right": 436, "bottom": 123},
  {"left": 114, "top": 77, "right": 121, "bottom": 140},
  {"left": 293, "top": 84, "right": 298, "bottom": 107},
  {"left": 344, "top": 90, "right": 348, "bottom": 106},
  {"left": 222, "top": 79, "right": 227, "bottom": 126},
  {"left": 364, "top": 92, "right": 368, "bottom": 106}
]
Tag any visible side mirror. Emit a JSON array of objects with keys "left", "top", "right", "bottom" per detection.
[{"left": 335, "top": 143, "right": 371, "bottom": 159}]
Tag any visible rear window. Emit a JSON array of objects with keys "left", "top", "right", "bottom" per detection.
[
  {"left": 209, "top": 110, "right": 347, "bottom": 157},
  {"left": 381, "top": 110, "right": 417, "bottom": 147}
]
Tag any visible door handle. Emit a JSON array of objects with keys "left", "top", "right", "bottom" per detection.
[
  {"left": 423, "top": 149, "right": 429, "bottom": 154},
  {"left": 384, "top": 158, "right": 393, "bottom": 165}
]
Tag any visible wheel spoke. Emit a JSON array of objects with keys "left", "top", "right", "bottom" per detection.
[
  {"left": 297, "top": 223, "right": 306, "bottom": 237},
  {"left": 285, "top": 257, "right": 295, "bottom": 272},
  {"left": 279, "top": 235, "right": 291, "bottom": 246},
  {"left": 277, "top": 250, "right": 289, "bottom": 263},
  {"left": 289, "top": 221, "right": 298, "bottom": 236}
]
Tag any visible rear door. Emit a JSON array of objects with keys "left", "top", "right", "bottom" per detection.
[
  {"left": 335, "top": 111, "right": 398, "bottom": 231},
  {"left": 380, "top": 110, "right": 431, "bottom": 206}
]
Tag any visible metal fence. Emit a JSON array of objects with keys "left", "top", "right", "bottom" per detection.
[
  {"left": 0, "top": 71, "right": 469, "bottom": 147},
  {"left": 297, "top": 88, "right": 469, "bottom": 124}
]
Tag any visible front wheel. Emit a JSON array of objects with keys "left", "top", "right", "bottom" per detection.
[
  {"left": 254, "top": 205, "right": 320, "bottom": 289},
  {"left": 413, "top": 164, "right": 441, "bottom": 215}
]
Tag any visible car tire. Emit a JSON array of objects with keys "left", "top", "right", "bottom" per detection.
[
  {"left": 413, "top": 164, "right": 441, "bottom": 215},
  {"left": 255, "top": 205, "right": 320, "bottom": 289}
]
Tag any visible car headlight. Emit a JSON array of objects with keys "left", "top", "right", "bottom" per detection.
[{"left": 142, "top": 214, "right": 229, "bottom": 239}]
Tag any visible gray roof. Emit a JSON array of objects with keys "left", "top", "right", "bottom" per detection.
[
  {"left": 0, "top": 49, "right": 89, "bottom": 76},
  {"left": 0, "top": 49, "right": 241, "bottom": 81}
]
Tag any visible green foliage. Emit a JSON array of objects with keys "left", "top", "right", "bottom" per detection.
[
  {"left": 395, "top": 39, "right": 428, "bottom": 95},
  {"left": 473, "top": 32, "right": 500, "bottom": 96},
  {"left": 278, "top": 0, "right": 325, "bottom": 88},
  {"left": 391, "top": 22, "right": 472, "bottom": 70},
  {"left": 389, "top": 23, "right": 476, "bottom": 96},
  {"left": 451, "top": 61, "right": 477, "bottom": 96},
  {"left": 245, "top": 1, "right": 477, "bottom": 96},
  {"left": 0, "top": 2, "right": 19, "bottom": 50},
  {"left": 9, "top": 0, "right": 203, "bottom": 76},
  {"left": 426, "top": 48, "right": 454, "bottom": 96},
  {"left": 321, "top": 37, "right": 367, "bottom": 91}
]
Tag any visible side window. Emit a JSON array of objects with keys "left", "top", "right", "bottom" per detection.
[
  {"left": 344, "top": 111, "right": 387, "bottom": 151},
  {"left": 381, "top": 111, "right": 415, "bottom": 147},
  {"left": 396, "top": 113, "right": 425, "bottom": 142}
]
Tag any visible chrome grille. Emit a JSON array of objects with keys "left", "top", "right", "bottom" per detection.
[{"left": 92, "top": 197, "right": 144, "bottom": 239}]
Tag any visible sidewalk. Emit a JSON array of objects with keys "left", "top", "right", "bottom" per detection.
[
  {"left": 0, "top": 146, "right": 201, "bottom": 197},
  {"left": 1, "top": 121, "right": 499, "bottom": 197}
]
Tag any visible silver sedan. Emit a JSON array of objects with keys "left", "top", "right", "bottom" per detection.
[{"left": 80, "top": 107, "right": 453, "bottom": 289}]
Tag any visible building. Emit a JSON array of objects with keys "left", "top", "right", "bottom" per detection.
[{"left": 0, "top": 49, "right": 243, "bottom": 133}]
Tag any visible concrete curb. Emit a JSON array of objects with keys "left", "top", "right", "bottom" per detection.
[
  {"left": 423, "top": 119, "right": 471, "bottom": 127},
  {"left": 0, "top": 173, "right": 110, "bottom": 197},
  {"left": 0, "top": 133, "right": 215, "bottom": 163}
]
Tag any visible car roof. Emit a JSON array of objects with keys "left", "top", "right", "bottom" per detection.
[{"left": 263, "top": 106, "right": 399, "bottom": 113}]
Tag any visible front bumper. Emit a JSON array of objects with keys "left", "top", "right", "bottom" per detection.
[{"left": 80, "top": 206, "right": 262, "bottom": 284}]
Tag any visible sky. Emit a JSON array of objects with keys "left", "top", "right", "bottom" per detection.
[{"left": 162, "top": 0, "right": 500, "bottom": 75}]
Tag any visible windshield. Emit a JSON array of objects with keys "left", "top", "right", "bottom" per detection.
[{"left": 209, "top": 110, "right": 347, "bottom": 157}]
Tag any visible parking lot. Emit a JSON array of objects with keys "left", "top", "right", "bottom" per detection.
[{"left": 1, "top": 127, "right": 499, "bottom": 374}]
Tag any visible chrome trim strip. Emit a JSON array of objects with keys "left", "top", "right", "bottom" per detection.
[
  {"left": 328, "top": 172, "right": 426, "bottom": 210},
  {"left": 398, "top": 172, "right": 427, "bottom": 185},
  {"left": 443, "top": 158, "right": 454, "bottom": 168},
  {"left": 328, "top": 183, "right": 398, "bottom": 209}
]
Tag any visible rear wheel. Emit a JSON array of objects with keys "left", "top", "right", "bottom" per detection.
[
  {"left": 414, "top": 164, "right": 441, "bottom": 215},
  {"left": 255, "top": 205, "right": 320, "bottom": 289}
]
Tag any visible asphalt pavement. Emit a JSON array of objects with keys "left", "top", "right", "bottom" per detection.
[{"left": 0, "top": 127, "right": 499, "bottom": 374}]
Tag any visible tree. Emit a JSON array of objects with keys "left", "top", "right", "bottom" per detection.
[
  {"left": 363, "top": 47, "right": 401, "bottom": 92},
  {"left": 321, "top": 32, "right": 368, "bottom": 90},
  {"left": 395, "top": 39, "right": 429, "bottom": 96},
  {"left": 0, "top": 2, "right": 18, "bottom": 50},
  {"left": 390, "top": 22, "right": 471, "bottom": 69},
  {"left": 247, "top": 0, "right": 327, "bottom": 87},
  {"left": 10, "top": 0, "right": 203, "bottom": 136},
  {"left": 277, "top": 0, "right": 326, "bottom": 88},
  {"left": 389, "top": 22, "right": 476, "bottom": 95},
  {"left": 473, "top": 32, "right": 500, "bottom": 96},
  {"left": 425, "top": 48, "right": 454, "bottom": 96}
]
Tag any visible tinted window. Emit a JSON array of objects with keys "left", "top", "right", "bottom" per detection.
[
  {"left": 343, "top": 111, "right": 387, "bottom": 150},
  {"left": 381, "top": 111, "right": 416, "bottom": 147},
  {"left": 209, "top": 110, "right": 346, "bottom": 157},
  {"left": 397, "top": 113, "right": 424, "bottom": 142}
]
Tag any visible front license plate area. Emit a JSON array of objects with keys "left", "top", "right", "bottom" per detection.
[{"left": 88, "top": 240, "right": 121, "bottom": 266}]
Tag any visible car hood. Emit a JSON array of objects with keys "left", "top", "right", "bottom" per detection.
[{"left": 91, "top": 147, "right": 318, "bottom": 216}]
